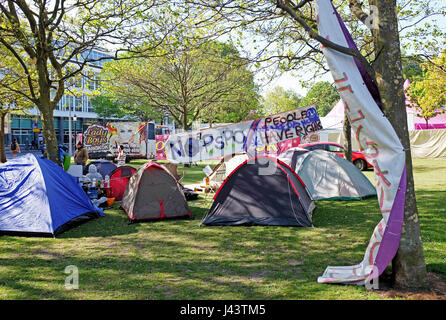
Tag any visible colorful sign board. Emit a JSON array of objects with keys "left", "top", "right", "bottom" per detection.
[{"left": 83, "top": 122, "right": 148, "bottom": 158}]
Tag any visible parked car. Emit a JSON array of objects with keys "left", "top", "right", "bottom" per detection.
[{"left": 299, "top": 142, "right": 373, "bottom": 171}]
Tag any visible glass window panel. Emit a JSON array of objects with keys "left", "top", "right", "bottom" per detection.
[
  {"left": 20, "top": 118, "right": 32, "bottom": 129},
  {"left": 11, "top": 118, "right": 20, "bottom": 128},
  {"left": 327, "top": 144, "right": 343, "bottom": 153}
]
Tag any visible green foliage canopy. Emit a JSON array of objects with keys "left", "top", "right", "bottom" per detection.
[{"left": 98, "top": 41, "right": 260, "bottom": 129}]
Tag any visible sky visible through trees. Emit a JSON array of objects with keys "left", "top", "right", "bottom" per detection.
[{"left": 249, "top": 1, "right": 446, "bottom": 97}]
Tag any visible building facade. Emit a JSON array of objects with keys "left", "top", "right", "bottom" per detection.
[{"left": 4, "top": 49, "right": 111, "bottom": 151}]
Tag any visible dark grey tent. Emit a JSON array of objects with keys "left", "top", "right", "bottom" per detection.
[{"left": 201, "top": 156, "right": 315, "bottom": 227}]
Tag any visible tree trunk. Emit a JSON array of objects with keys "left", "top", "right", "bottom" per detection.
[
  {"left": 182, "top": 106, "right": 188, "bottom": 131},
  {"left": 39, "top": 104, "right": 60, "bottom": 164},
  {"left": 34, "top": 51, "right": 60, "bottom": 164},
  {"left": 0, "top": 112, "right": 7, "bottom": 163},
  {"left": 425, "top": 118, "right": 429, "bottom": 130},
  {"left": 343, "top": 111, "right": 352, "bottom": 161},
  {"left": 371, "top": 0, "right": 427, "bottom": 288}
]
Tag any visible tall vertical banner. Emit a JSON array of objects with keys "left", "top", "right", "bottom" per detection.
[
  {"left": 316, "top": 0, "right": 406, "bottom": 285},
  {"left": 165, "top": 106, "right": 322, "bottom": 163}
]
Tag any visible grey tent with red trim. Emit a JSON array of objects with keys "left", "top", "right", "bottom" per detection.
[
  {"left": 278, "top": 148, "right": 377, "bottom": 201},
  {"left": 121, "top": 162, "right": 191, "bottom": 221},
  {"left": 201, "top": 156, "right": 315, "bottom": 227}
]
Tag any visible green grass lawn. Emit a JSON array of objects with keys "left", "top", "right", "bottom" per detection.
[{"left": 0, "top": 158, "right": 445, "bottom": 299}]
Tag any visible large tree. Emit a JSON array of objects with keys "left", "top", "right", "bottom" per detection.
[
  {"left": 99, "top": 41, "right": 259, "bottom": 130},
  {"left": 261, "top": 86, "right": 301, "bottom": 115},
  {"left": 90, "top": 96, "right": 128, "bottom": 121},
  {"left": 0, "top": 0, "right": 177, "bottom": 163},
  {"left": 406, "top": 51, "right": 446, "bottom": 128},
  {"left": 402, "top": 54, "right": 424, "bottom": 82},
  {"left": 183, "top": 0, "right": 446, "bottom": 288},
  {"left": 299, "top": 81, "right": 339, "bottom": 117},
  {"left": 90, "top": 95, "right": 163, "bottom": 123}
]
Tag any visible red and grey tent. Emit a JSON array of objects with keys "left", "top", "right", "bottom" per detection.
[
  {"left": 109, "top": 165, "right": 136, "bottom": 201},
  {"left": 201, "top": 156, "right": 315, "bottom": 227},
  {"left": 121, "top": 162, "right": 191, "bottom": 221}
]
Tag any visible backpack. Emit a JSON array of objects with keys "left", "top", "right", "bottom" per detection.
[{"left": 10, "top": 142, "right": 17, "bottom": 151}]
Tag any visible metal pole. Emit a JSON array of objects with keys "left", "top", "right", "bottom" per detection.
[
  {"left": 74, "top": 114, "right": 77, "bottom": 153},
  {"left": 68, "top": 103, "right": 72, "bottom": 156}
]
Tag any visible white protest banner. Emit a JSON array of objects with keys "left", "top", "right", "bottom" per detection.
[
  {"left": 316, "top": 0, "right": 406, "bottom": 285},
  {"left": 165, "top": 105, "right": 322, "bottom": 163}
]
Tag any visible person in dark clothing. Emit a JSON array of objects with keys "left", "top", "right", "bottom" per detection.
[{"left": 10, "top": 138, "right": 21, "bottom": 157}]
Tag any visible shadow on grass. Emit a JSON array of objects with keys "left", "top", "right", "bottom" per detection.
[
  {"left": 412, "top": 161, "right": 446, "bottom": 175},
  {"left": 0, "top": 224, "right": 377, "bottom": 299},
  {"left": 58, "top": 202, "right": 210, "bottom": 239},
  {"left": 1, "top": 159, "right": 445, "bottom": 299},
  {"left": 312, "top": 198, "right": 381, "bottom": 230},
  {"left": 427, "top": 263, "right": 446, "bottom": 280},
  {"left": 416, "top": 190, "right": 446, "bottom": 243},
  {"left": 0, "top": 192, "right": 380, "bottom": 299},
  {"left": 58, "top": 211, "right": 137, "bottom": 239}
]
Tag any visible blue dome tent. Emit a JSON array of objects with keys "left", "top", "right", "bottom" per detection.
[{"left": 0, "top": 154, "right": 104, "bottom": 237}]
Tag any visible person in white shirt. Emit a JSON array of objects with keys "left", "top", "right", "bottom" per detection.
[{"left": 115, "top": 145, "right": 126, "bottom": 167}]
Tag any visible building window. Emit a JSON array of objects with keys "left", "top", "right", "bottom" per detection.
[
  {"left": 11, "top": 115, "right": 33, "bottom": 129},
  {"left": 11, "top": 117, "right": 21, "bottom": 129},
  {"left": 85, "top": 99, "right": 93, "bottom": 113},
  {"left": 63, "top": 130, "right": 77, "bottom": 144},
  {"left": 75, "top": 96, "right": 82, "bottom": 112},
  {"left": 66, "top": 95, "right": 74, "bottom": 110},
  {"left": 11, "top": 129, "right": 34, "bottom": 145},
  {"left": 57, "top": 98, "right": 66, "bottom": 111},
  {"left": 88, "top": 76, "right": 97, "bottom": 91}
]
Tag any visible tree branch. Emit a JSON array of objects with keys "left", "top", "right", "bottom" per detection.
[
  {"left": 348, "top": 0, "right": 370, "bottom": 27},
  {"left": 276, "top": 0, "right": 377, "bottom": 84}
]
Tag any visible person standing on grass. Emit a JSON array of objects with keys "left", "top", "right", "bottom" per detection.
[
  {"left": 10, "top": 138, "right": 20, "bottom": 157},
  {"left": 115, "top": 145, "right": 126, "bottom": 167},
  {"left": 74, "top": 142, "right": 89, "bottom": 167}
]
